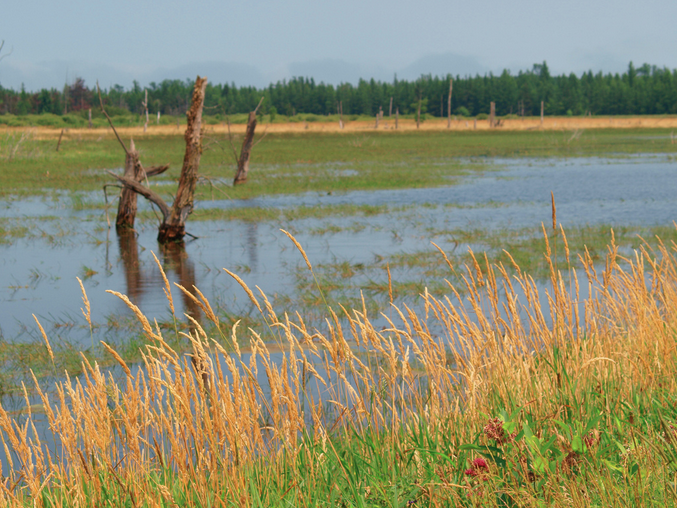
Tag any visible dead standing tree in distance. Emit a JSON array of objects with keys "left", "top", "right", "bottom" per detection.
[
  {"left": 106, "top": 76, "right": 208, "bottom": 243},
  {"left": 97, "top": 83, "right": 170, "bottom": 232},
  {"left": 230, "top": 97, "right": 266, "bottom": 186},
  {"left": 447, "top": 78, "right": 453, "bottom": 128}
]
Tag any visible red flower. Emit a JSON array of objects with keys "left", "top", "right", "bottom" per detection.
[
  {"left": 465, "top": 457, "right": 489, "bottom": 477},
  {"left": 472, "top": 458, "right": 488, "bottom": 469}
]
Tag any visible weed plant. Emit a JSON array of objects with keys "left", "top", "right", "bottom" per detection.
[{"left": 2, "top": 218, "right": 677, "bottom": 506}]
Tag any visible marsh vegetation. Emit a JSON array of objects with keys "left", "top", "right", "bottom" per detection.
[{"left": 1, "top": 125, "right": 677, "bottom": 505}]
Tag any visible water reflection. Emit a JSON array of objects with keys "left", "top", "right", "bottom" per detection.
[
  {"left": 118, "top": 230, "right": 143, "bottom": 303},
  {"left": 159, "top": 240, "right": 201, "bottom": 323},
  {"left": 246, "top": 222, "right": 258, "bottom": 272},
  {"left": 116, "top": 230, "right": 202, "bottom": 325}
]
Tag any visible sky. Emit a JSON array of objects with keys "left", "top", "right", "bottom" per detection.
[{"left": 1, "top": 0, "right": 676, "bottom": 91}]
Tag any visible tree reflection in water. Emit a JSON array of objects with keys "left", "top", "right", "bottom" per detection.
[{"left": 116, "top": 229, "right": 201, "bottom": 326}]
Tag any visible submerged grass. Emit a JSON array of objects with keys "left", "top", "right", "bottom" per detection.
[
  {"left": 288, "top": 223, "right": 677, "bottom": 313},
  {"left": 2, "top": 225, "right": 677, "bottom": 506}
]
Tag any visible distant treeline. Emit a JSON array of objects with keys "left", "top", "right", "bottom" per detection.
[{"left": 1, "top": 62, "right": 677, "bottom": 119}]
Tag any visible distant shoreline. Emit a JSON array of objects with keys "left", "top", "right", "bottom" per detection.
[{"left": 6, "top": 115, "right": 677, "bottom": 139}]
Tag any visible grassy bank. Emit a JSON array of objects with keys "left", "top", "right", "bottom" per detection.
[
  {"left": 2, "top": 226, "right": 677, "bottom": 506},
  {"left": 1, "top": 127, "right": 677, "bottom": 199}
]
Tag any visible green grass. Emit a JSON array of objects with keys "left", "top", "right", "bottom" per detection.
[{"left": 2, "top": 128, "right": 677, "bottom": 200}]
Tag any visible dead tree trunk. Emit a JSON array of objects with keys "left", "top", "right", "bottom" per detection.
[
  {"left": 489, "top": 102, "right": 496, "bottom": 128},
  {"left": 416, "top": 97, "right": 421, "bottom": 129},
  {"left": 116, "top": 142, "right": 143, "bottom": 230},
  {"left": 142, "top": 90, "right": 149, "bottom": 133},
  {"left": 231, "top": 97, "right": 266, "bottom": 186},
  {"left": 157, "top": 76, "right": 208, "bottom": 242},
  {"left": 115, "top": 139, "right": 169, "bottom": 231},
  {"left": 541, "top": 100, "right": 544, "bottom": 127},
  {"left": 97, "top": 83, "right": 170, "bottom": 232},
  {"left": 233, "top": 111, "right": 258, "bottom": 185},
  {"left": 447, "top": 79, "right": 453, "bottom": 128},
  {"left": 106, "top": 77, "right": 207, "bottom": 243}
]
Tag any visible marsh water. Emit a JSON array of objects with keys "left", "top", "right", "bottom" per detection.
[
  {"left": 1, "top": 154, "right": 675, "bottom": 347},
  {"left": 1, "top": 154, "right": 676, "bottom": 476}
]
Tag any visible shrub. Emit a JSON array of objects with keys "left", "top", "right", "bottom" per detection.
[
  {"left": 455, "top": 106, "right": 470, "bottom": 117},
  {"left": 35, "top": 113, "right": 64, "bottom": 127}
]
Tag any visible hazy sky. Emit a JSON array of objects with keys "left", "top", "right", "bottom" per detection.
[{"left": 1, "top": 0, "right": 675, "bottom": 90}]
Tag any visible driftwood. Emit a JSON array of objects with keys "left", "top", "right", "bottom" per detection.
[{"left": 231, "top": 97, "right": 266, "bottom": 186}]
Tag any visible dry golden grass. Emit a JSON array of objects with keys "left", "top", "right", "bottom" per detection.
[
  {"left": 4, "top": 115, "right": 677, "bottom": 141},
  {"left": 1, "top": 228, "right": 677, "bottom": 505}
]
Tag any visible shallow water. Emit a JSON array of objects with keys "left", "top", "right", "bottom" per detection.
[
  {"left": 3, "top": 154, "right": 673, "bottom": 477},
  {"left": 0, "top": 154, "right": 674, "bottom": 347}
]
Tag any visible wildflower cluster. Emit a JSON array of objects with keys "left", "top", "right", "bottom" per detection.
[{"left": 483, "top": 417, "right": 518, "bottom": 445}]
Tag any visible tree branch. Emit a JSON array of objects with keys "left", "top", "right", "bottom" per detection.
[
  {"left": 107, "top": 170, "right": 171, "bottom": 221},
  {"left": 0, "top": 40, "right": 12, "bottom": 63},
  {"left": 253, "top": 96, "right": 265, "bottom": 115},
  {"left": 225, "top": 116, "right": 240, "bottom": 164},
  {"left": 252, "top": 124, "right": 269, "bottom": 149},
  {"left": 144, "top": 164, "right": 170, "bottom": 177},
  {"left": 97, "top": 81, "right": 128, "bottom": 155}
]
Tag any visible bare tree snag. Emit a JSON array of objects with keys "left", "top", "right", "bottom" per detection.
[
  {"left": 416, "top": 96, "right": 421, "bottom": 129},
  {"left": 447, "top": 79, "right": 453, "bottom": 128},
  {"left": 489, "top": 102, "right": 496, "bottom": 128},
  {"left": 88, "top": 108, "right": 93, "bottom": 129},
  {"left": 55, "top": 129, "right": 64, "bottom": 152},
  {"left": 0, "top": 40, "right": 13, "bottom": 64},
  {"left": 112, "top": 139, "right": 170, "bottom": 231},
  {"left": 158, "top": 76, "right": 208, "bottom": 243},
  {"left": 232, "top": 97, "right": 265, "bottom": 186},
  {"left": 98, "top": 81, "right": 170, "bottom": 232},
  {"left": 115, "top": 140, "right": 143, "bottom": 230},
  {"left": 142, "top": 89, "right": 149, "bottom": 133},
  {"left": 395, "top": 107, "right": 399, "bottom": 129},
  {"left": 541, "top": 100, "right": 544, "bottom": 127},
  {"left": 337, "top": 101, "right": 344, "bottom": 129}
]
